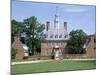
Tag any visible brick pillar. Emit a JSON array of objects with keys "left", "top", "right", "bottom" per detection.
[{"left": 46, "top": 21, "right": 50, "bottom": 31}]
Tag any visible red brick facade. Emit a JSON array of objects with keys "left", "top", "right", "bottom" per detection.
[
  {"left": 12, "top": 35, "right": 96, "bottom": 60},
  {"left": 41, "top": 35, "right": 96, "bottom": 58}
]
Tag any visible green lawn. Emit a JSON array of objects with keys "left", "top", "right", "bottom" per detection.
[{"left": 11, "top": 60, "right": 96, "bottom": 75}]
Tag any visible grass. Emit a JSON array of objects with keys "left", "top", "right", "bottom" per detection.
[{"left": 11, "top": 60, "right": 96, "bottom": 75}]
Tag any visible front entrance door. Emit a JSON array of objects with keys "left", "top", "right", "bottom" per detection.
[{"left": 54, "top": 48, "right": 61, "bottom": 60}]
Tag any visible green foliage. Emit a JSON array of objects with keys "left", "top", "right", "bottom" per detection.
[
  {"left": 11, "top": 48, "right": 17, "bottom": 59},
  {"left": 11, "top": 16, "right": 45, "bottom": 55},
  {"left": 11, "top": 20, "right": 24, "bottom": 35},
  {"left": 68, "top": 29, "right": 88, "bottom": 54},
  {"left": 11, "top": 20, "right": 25, "bottom": 43},
  {"left": 23, "top": 16, "right": 45, "bottom": 55}
]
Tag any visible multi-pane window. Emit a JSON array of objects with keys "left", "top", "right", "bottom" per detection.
[
  {"left": 60, "top": 43, "right": 62, "bottom": 46},
  {"left": 55, "top": 42, "right": 59, "bottom": 46},
  {"left": 52, "top": 43, "right": 55, "bottom": 46}
]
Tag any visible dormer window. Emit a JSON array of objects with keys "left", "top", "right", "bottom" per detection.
[
  {"left": 44, "top": 34, "right": 48, "bottom": 38},
  {"left": 55, "top": 34, "right": 58, "bottom": 38},
  {"left": 50, "top": 34, "right": 53, "bottom": 38},
  {"left": 64, "top": 35, "right": 67, "bottom": 38},
  {"left": 59, "top": 34, "right": 62, "bottom": 38}
]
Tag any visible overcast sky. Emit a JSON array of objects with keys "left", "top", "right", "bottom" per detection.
[{"left": 12, "top": 0, "right": 96, "bottom": 35}]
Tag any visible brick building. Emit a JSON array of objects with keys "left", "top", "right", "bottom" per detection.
[
  {"left": 40, "top": 12, "right": 96, "bottom": 59},
  {"left": 12, "top": 9, "right": 96, "bottom": 60},
  {"left": 84, "top": 35, "right": 96, "bottom": 58},
  {"left": 12, "top": 34, "right": 29, "bottom": 60},
  {"left": 40, "top": 13, "right": 69, "bottom": 59}
]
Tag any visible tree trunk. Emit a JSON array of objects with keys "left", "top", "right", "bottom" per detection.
[{"left": 32, "top": 40, "right": 34, "bottom": 55}]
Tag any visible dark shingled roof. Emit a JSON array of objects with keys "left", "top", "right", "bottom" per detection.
[{"left": 41, "top": 26, "right": 69, "bottom": 41}]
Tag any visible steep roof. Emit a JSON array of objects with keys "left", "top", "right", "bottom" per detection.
[{"left": 43, "top": 28, "right": 69, "bottom": 40}]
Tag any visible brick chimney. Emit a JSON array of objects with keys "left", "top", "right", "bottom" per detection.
[
  {"left": 64, "top": 22, "right": 67, "bottom": 31},
  {"left": 46, "top": 21, "right": 50, "bottom": 31},
  {"left": 12, "top": 34, "right": 25, "bottom": 60}
]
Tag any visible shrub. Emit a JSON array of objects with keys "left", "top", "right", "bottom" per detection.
[
  {"left": 11, "top": 48, "right": 17, "bottom": 59},
  {"left": 68, "top": 29, "right": 88, "bottom": 54}
]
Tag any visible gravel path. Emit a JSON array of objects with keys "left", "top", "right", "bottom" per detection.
[{"left": 12, "top": 58, "right": 96, "bottom": 65}]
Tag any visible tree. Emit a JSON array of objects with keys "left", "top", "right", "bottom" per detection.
[
  {"left": 67, "top": 29, "right": 88, "bottom": 54},
  {"left": 11, "top": 20, "right": 24, "bottom": 43},
  {"left": 11, "top": 20, "right": 24, "bottom": 34},
  {"left": 11, "top": 16, "right": 45, "bottom": 55},
  {"left": 23, "top": 16, "right": 45, "bottom": 55}
]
